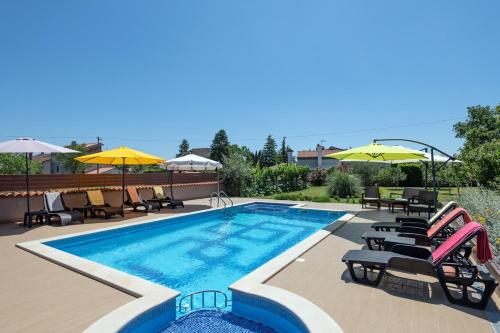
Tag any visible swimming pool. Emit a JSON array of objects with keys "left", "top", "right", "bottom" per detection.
[{"left": 45, "top": 203, "right": 344, "bottom": 308}]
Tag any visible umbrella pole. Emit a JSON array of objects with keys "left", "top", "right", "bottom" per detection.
[
  {"left": 217, "top": 168, "right": 220, "bottom": 193},
  {"left": 122, "top": 158, "right": 125, "bottom": 216},
  {"left": 216, "top": 167, "right": 220, "bottom": 207},
  {"left": 25, "top": 152, "right": 30, "bottom": 214},
  {"left": 424, "top": 161, "right": 428, "bottom": 189},
  {"left": 430, "top": 148, "right": 437, "bottom": 213},
  {"left": 171, "top": 170, "right": 175, "bottom": 200}
]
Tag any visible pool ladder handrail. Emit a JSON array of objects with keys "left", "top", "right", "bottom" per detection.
[
  {"left": 178, "top": 290, "right": 229, "bottom": 313},
  {"left": 209, "top": 192, "right": 225, "bottom": 208},
  {"left": 219, "top": 191, "right": 233, "bottom": 208},
  {"left": 209, "top": 191, "right": 233, "bottom": 208}
]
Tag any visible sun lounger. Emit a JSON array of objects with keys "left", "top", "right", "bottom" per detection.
[
  {"left": 126, "top": 186, "right": 161, "bottom": 213},
  {"left": 86, "top": 190, "right": 123, "bottom": 219},
  {"left": 342, "top": 222, "right": 497, "bottom": 309},
  {"left": 150, "top": 186, "right": 184, "bottom": 209},
  {"left": 371, "top": 201, "right": 458, "bottom": 231},
  {"left": 44, "top": 192, "right": 84, "bottom": 226},
  {"left": 363, "top": 207, "right": 473, "bottom": 248}
]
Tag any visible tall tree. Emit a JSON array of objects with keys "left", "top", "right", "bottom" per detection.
[
  {"left": 453, "top": 104, "right": 500, "bottom": 187},
  {"left": 259, "top": 135, "right": 278, "bottom": 167},
  {"left": 176, "top": 139, "right": 191, "bottom": 157},
  {"left": 55, "top": 142, "right": 88, "bottom": 173},
  {"left": 279, "top": 137, "right": 288, "bottom": 163},
  {"left": 454, "top": 105, "right": 499, "bottom": 151},
  {"left": 210, "top": 129, "right": 230, "bottom": 162},
  {"left": 0, "top": 154, "right": 42, "bottom": 174},
  {"left": 229, "top": 144, "right": 254, "bottom": 163}
]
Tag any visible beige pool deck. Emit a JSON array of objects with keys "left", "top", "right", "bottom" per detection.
[{"left": 0, "top": 198, "right": 497, "bottom": 332}]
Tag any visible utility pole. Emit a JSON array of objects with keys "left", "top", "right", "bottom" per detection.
[{"left": 96, "top": 136, "right": 101, "bottom": 175}]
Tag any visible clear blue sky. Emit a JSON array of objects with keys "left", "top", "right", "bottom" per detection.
[{"left": 1, "top": 0, "right": 499, "bottom": 158}]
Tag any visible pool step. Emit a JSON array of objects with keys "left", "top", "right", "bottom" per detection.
[{"left": 178, "top": 290, "right": 230, "bottom": 314}]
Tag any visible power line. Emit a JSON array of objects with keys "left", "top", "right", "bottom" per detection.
[
  {"left": 282, "top": 117, "right": 461, "bottom": 140},
  {"left": 0, "top": 117, "right": 462, "bottom": 145}
]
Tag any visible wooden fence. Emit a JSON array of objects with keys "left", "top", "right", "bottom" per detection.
[{"left": 0, "top": 172, "right": 217, "bottom": 192}]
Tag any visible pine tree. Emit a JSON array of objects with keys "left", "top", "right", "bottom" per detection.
[
  {"left": 259, "top": 135, "right": 278, "bottom": 167},
  {"left": 176, "top": 139, "right": 190, "bottom": 157},
  {"left": 210, "top": 129, "right": 230, "bottom": 162}
]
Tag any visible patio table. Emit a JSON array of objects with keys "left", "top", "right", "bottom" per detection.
[
  {"left": 72, "top": 206, "right": 92, "bottom": 219},
  {"left": 23, "top": 210, "right": 49, "bottom": 228},
  {"left": 391, "top": 198, "right": 409, "bottom": 212}
]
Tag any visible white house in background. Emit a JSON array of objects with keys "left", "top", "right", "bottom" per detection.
[{"left": 296, "top": 144, "right": 345, "bottom": 169}]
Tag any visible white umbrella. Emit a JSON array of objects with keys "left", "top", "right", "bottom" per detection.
[
  {"left": 0, "top": 137, "right": 78, "bottom": 216},
  {"left": 165, "top": 154, "right": 222, "bottom": 171},
  {"left": 165, "top": 154, "right": 223, "bottom": 198}
]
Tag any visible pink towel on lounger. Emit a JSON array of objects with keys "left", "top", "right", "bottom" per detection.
[{"left": 432, "top": 222, "right": 492, "bottom": 264}]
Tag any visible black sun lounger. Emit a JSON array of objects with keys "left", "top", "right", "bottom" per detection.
[
  {"left": 371, "top": 201, "right": 458, "bottom": 232},
  {"left": 151, "top": 186, "right": 184, "bottom": 209},
  {"left": 363, "top": 207, "right": 472, "bottom": 248},
  {"left": 342, "top": 222, "right": 497, "bottom": 309},
  {"left": 44, "top": 192, "right": 84, "bottom": 226}
]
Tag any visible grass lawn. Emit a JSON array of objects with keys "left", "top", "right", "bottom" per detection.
[{"left": 262, "top": 186, "right": 462, "bottom": 204}]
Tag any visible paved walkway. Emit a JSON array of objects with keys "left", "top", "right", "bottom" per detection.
[
  {"left": 0, "top": 201, "right": 213, "bottom": 333},
  {"left": 266, "top": 204, "right": 496, "bottom": 333},
  {"left": 0, "top": 198, "right": 496, "bottom": 332}
]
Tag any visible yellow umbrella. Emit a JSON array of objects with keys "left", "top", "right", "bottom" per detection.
[
  {"left": 326, "top": 143, "right": 427, "bottom": 161},
  {"left": 75, "top": 147, "right": 166, "bottom": 214}
]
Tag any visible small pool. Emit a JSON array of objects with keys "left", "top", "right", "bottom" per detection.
[
  {"left": 45, "top": 203, "right": 344, "bottom": 310},
  {"left": 162, "top": 310, "right": 276, "bottom": 333}
]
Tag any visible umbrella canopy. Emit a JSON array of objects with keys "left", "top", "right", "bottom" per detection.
[
  {"left": 0, "top": 137, "right": 78, "bottom": 153},
  {"left": 326, "top": 143, "right": 427, "bottom": 161},
  {"left": 165, "top": 154, "right": 223, "bottom": 198},
  {"left": 75, "top": 147, "right": 165, "bottom": 214},
  {"left": 166, "top": 154, "right": 222, "bottom": 171},
  {"left": 383, "top": 146, "right": 462, "bottom": 164},
  {"left": 0, "top": 137, "right": 79, "bottom": 220},
  {"left": 75, "top": 146, "right": 165, "bottom": 165}
]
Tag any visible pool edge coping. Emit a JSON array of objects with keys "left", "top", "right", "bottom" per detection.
[
  {"left": 230, "top": 208, "right": 353, "bottom": 333},
  {"left": 16, "top": 200, "right": 353, "bottom": 333}
]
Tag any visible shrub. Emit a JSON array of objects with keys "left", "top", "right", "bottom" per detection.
[
  {"left": 308, "top": 168, "right": 328, "bottom": 186},
  {"left": 351, "top": 162, "right": 384, "bottom": 186},
  {"left": 221, "top": 152, "right": 254, "bottom": 196},
  {"left": 373, "top": 167, "right": 406, "bottom": 186},
  {"left": 273, "top": 193, "right": 304, "bottom": 201},
  {"left": 398, "top": 164, "right": 423, "bottom": 187},
  {"left": 457, "top": 189, "right": 500, "bottom": 252},
  {"left": 327, "top": 172, "right": 361, "bottom": 198},
  {"left": 437, "top": 163, "right": 469, "bottom": 188},
  {"left": 251, "top": 163, "right": 309, "bottom": 196},
  {"left": 275, "top": 163, "right": 310, "bottom": 192},
  {"left": 335, "top": 163, "right": 352, "bottom": 174}
]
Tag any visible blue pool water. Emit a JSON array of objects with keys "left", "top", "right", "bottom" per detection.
[{"left": 46, "top": 203, "right": 344, "bottom": 303}]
